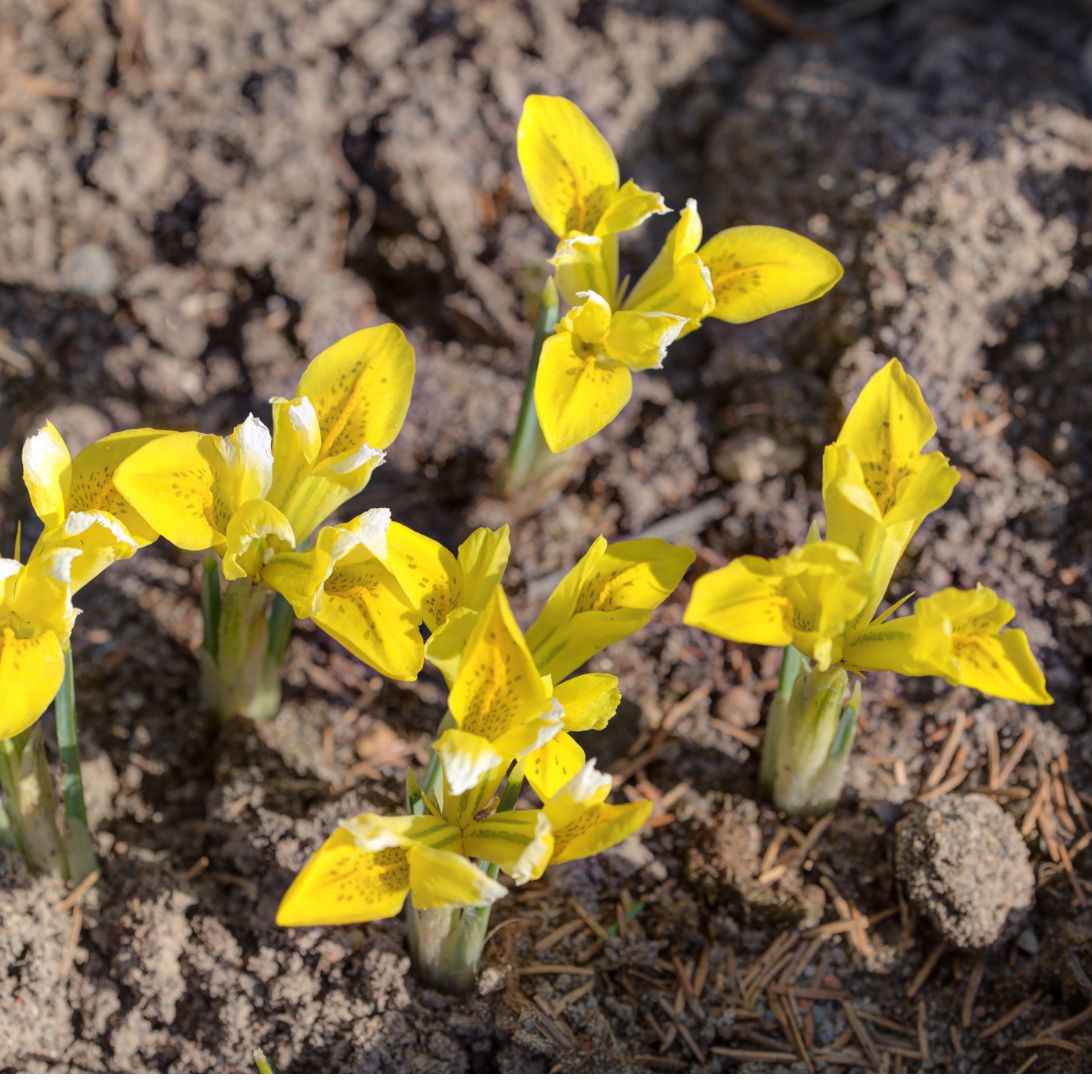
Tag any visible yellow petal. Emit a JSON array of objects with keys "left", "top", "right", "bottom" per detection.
[
  {"left": 919, "top": 587, "right": 1052, "bottom": 705},
  {"left": 433, "top": 728, "right": 505, "bottom": 799},
  {"left": 461, "top": 810, "right": 554, "bottom": 885},
  {"left": 603, "top": 310, "right": 688, "bottom": 370},
  {"left": 448, "top": 588, "right": 560, "bottom": 755},
  {"left": 843, "top": 612, "right": 955, "bottom": 680},
  {"left": 533, "top": 330, "right": 633, "bottom": 453},
  {"left": 266, "top": 395, "right": 322, "bottom": 509},
  {"left": 551, "top": 799, "right": 652, "bottom": 864},
  {"left": 684, "top": 556, "right": 795, "bottom": 647},
  {"left": 222, "top": 499, "right": 296, "bottom": 582},
  {"left": 5, "top": 550, "right": 78, "bottom": 641},
  {"left": 295, "top": 324, "right": 415, "bottom": 457},
  {"left": 543, "top": 761, "right": 651, "bottom": 864},
  {"left": 625, "top": 198, "right": 704, "bottom": 310},
  {"left": 0, "top": 628, "right": 65, "bottom": 740},
  {"left": 114, "top": 431, "right": 228, "bottom": 551},
  {"left": 525, "top": 732, "right": 586, "bottom": 802},
  {"left": 408, "top": 844, "right": 507, "bottom": 909},
  {"left": 564, "top": 290, "right": 613, "bottom": 344},
  {"left": 455, "top": 525, "right": 511, "bottom": 614},
  {"left": 275, "top": 824, "right": 411, "bottom": 927},
  {"left": 528, "top": 537, "right": 695, "bottom": 680},
  {"left": 517, "top": 95, "right": 619, "bottom": 238},
  {"left": 550, "top": 234, "right": 618, "bottom": 309},
  {"left": 217, "top": 415, "right": 274, "bottom": 509},
  {"left": 43, "top": 512, "right": 139, "bottom": 593},
  {"left": 697, "top": 225, "right": 843, "bottom": 323},
  {"left": 686, "top": 543, "right": 872, "bottom": 669},
  {"left": 554, "top": 673, "right": 620, "bottom": 732},
  {"left": 313, "top": 554, "right": 424, "bottom": 681},
  {"left": 265, "top": 510, "right": 422, "bottom": 679},
  {"left": 68, "top": 429, "right": 167, "bottom": 539},
  {"left": 275, "top": 325, "right": 414, "bottom": 539},
  {"left": 823, "top": 440, "right": 958, "bottom": 624},
  {"left": 423, "top": 607, "right": 478, "bottom": 688},
  {"left": 832, "top": 359, "right": 958, "bottom": 524},
  {"left": 955, "top": 628, "right": 1052, "bottom": 706},
  {"left": 624, "top": 200, "right": 715, "bottom": 329},
  {"left": 22, "top": 421, "right": 71, "bottom": 530},
  {"left": 594, "top": 179, "right": 668, "bottom": 237},
  {"left": 384, "top": 522, "right": 460, "bottom": 633}
]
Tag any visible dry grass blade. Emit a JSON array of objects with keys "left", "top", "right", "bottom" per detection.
[
  {"left": 518, "top": 964, "right": 595, "bottom": 977},
  {"left": 906, "top": 943, "right": 945, "bottom": 999},
  {"left": 712, "top": 1047, "right": 797, "bottom": 1063},
  {"left": 961, "top": 957, "right": 984, "bottom": 1027},
  {"left": 996, "top": 728, "right": 1035, "bottom": 787},
  {"left": 533, "top": 918, "right": 586, "bottom": 953},
  {"left": 1027, "top": 1001, "right": 1092, "bottom": 1040},
  {"left": 922, "top": 712, "right": 969, "bottom": 791},
  {"left": 977, "top": 995, "right": 1039, "bottom": 1040},
  {"left": 842, "top": 1000, "right": 882, "bottom": 1071}
]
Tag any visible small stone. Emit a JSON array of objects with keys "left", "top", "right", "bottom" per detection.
[
  {"left": 895, "top": 794, "right": 1034, "bottom": 951},
  {"left": 712, "top": 433, "right": 806, "bottom": 485},
  {"left": 60, "top": 243, "right": 118, "bottom": 297}
]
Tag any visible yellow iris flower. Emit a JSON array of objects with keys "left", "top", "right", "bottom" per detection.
[
  {"left": 685, "top": 359, "right": 1051, "bottom": 707},
  {"left": 112, "top": 326, "right": 438, "bottom": 682},
  {"left": 276, "top": 755, "right": 649, "bottom": 928},
  {"left": 822, "top": 358, "right": 960, "bottom": 622},
  {"left": 0, "top": 548, "right": 79, "bottom": 740},
  {"left": 518, "top": 95, "right": 843, "bottom": 453},
  {"left": 22, "top": 422, "right": 165, "bottom": 591}
]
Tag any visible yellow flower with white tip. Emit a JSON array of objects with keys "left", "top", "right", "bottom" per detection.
[
  {"left": 684, "top": 541, "right": 873, "bottom": 672},
  {"left": 623, "top": 199, "right": 716, "bottom": 332},
  {"left": 266, "top": 325, "right": 415, "bottom": 541},
  {"left": 686, "top": 356, "right": 1050, "bottom": 817},
  {"left": 384, "top": 523, "right": 511, "bottom": 636},
  {"left": 434, "top": 585, "right": 562, "bottom": 796},
  {"left": 843, "top": 585, "right": 1052, "bottom": 706},
  {"left": 22, "top": 423, "right": 165, "bottom": 591},
  {"left": 275, "top": 812, "right": 510, "bottom": 927},
  {"left": 114, "top": 414, "right": 276, "bottom": 560},
  {"left": 261, "top": 508, "right": 425, "bottom": 681},
  {"left": 518, "top": 94, "right": 668, "bottom": 307},
  {"left": 541, "top": 760, "right": 652, "bottom": 865},
  {"left": 823, "top": 358, "right": 960, "bottom": 621},
  {"left": 534, "top": 291, "right": 689, "bottom": 452},
  {"left": 628, "top": 197, "right": 843, "bottom": 330},
  {"left": 516, "top": 96, "right": 842, "bottom": 455},
  {"left": 0, "top": 548, "right": 80, "bottom": 740},
  {"left": 526, "top": 536, "right": 695, "bottom": 682},
  {"left": 524, "top": 672, "right": 620, "bottom": 801}
]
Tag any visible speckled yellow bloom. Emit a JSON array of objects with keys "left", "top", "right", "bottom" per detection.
[
  {"left": 686, "top": 359, "right": 1050, "bottom": 707},
  {"left": 0, "top": 548, "right": 78, "bottom": 740},
  {"left": 518, "top": 95, "right": 843, "bottom": 453}
]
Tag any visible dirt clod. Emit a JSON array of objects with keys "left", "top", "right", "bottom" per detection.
[{"left": 895, "top": 794, "right": 1035, "bottom": 951}]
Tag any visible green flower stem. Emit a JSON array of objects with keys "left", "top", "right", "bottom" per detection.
[
  {"left": 760, "top": 649, "right": 860, "bottom": 817},
  {"left": 54, "top": 649, "right": 98, "bottom": 882},
  {"left": 0, "top": 730, "right": 67, "bottom": 876},
  {"left": 200, "top": 554, "right": 222, "bottom": 659},
  {"left": 405, "top": 731, "right": 527, "bottom": 994},
  {"left": 200, "top": 569, "right": 286, "bottom": 722},
  {"left": 0, "top": 784, "right": 15, "bottom": 853},
  {"left": 407, "top": 900, "right": 491, "bottom": 996},
  {"left": 500, "top": 278, "right": 560, "bottom": 496},
  {"left": 0, "top": 738, "right": 30, "bottom": 860}
]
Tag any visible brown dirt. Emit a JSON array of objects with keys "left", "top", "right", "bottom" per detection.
[{"left": 2, "top": 0, "right": 1092, "bottom": 1071}]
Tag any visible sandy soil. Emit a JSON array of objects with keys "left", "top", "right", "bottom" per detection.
[{"left": 1, "top": 0, "right": 1091, "bottom": 1071}]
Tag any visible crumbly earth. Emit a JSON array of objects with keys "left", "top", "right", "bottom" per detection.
[
  {"left": 895, "top": 794, "right": 1036, "bottom": 951},
  {"left": 2, "top": 0, "right": 1092, "bottom": 1071}
]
